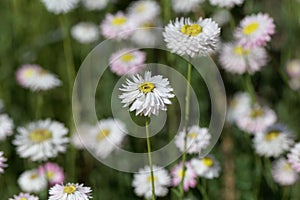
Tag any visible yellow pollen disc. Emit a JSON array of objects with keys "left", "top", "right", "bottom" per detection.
[
  {"left": 188, "top": 132, "right": 198, "bottom": 139},
  {"left": 284, "top": 163, "right": 291, "bottom": 171},
  {"left": 180, "top": 24, "right": 202, "bottom": 36},
  {"left": 141, "top": 22, "right": 155, "bottom": 28},
  {"left": 264, "top": 131, "right": 280, "bottom": 141},
  {"left": 46, "top": 171, "right": 54, "bottom": 179},
  {"left": 243, "top": 22, "right": 259, "bottom": 35},
  {"left": 24, "top": 69, "right": 35, "bottom": 78},
  {"left": 63, "top": 185, "right": 77, "bottom": 194},
  {"left": 30, "top": 173, "right": 38, "bottom": 180},
  {"left": 136, "top": 4, "right": 146, "bottom": 13},
  {"left": 20, "top": 198, "right": 27, "bottom": 200},
  {"left": 147, "top": 175, "right": 157, "bottom": 182},
  {"left": 29, "top": 129, "right": 52, "bottom": 143},
  {"left": 178, "top": 169, "right": 184, "bottom": 178},
  {"left": 202, "top": 157, "right": 214, "bottom": 167},
  {"left": 121, "top": 53, "right": 134, "bottom": 62},
  {"left": 112, "top": 17, "right": 127, "bottom": 26},
  {"left": 234, "top": 46, "right": 250, "bottom": 55},
  {"left": 97, "top": 129, "right": 110, "bottom": 141},
  {"left": 250, "top": 109, "right": 264, "bottom": 118},
  {"left": 139, "top": 82, "right": 155, "bottom": 93}
]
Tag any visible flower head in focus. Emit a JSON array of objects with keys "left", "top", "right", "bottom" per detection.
[
  {"left": 49, "top": 183, "right": 92, "bottom": 200},
  {"left": 9, "top": 192, "right": 39, "bottom": 200}
]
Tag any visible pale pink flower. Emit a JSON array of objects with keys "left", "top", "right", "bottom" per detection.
[
  {"left": 288, "top": 143, "right": 300, "bottom": 172},
  {"left": 38, "top": 162, "right": 65, "bottom": 186},
  {"left": 171, "top": 162, "right": 197, "bottom": 191}
]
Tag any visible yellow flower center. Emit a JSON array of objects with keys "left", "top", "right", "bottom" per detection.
[
  {"left": 178, "top": 169, "right": 185, "bottom": 178},
  {"left": 264, "top": 131, "right": 280, "bottom": 141},
  {"left": 121, "top": 53, "right": 134, "bottom": 62},
  {"left": 243, "top": 22, "right": 259, "bottom": 35},
  {"left": 136, "top": 4, "right": 146, "bottom": 13},
  {"left": 30, "top": 173, "right": 38, "bottom": 179},
  {"left": 187, "top": 132, "right": 198, "bottom": 139},
  {"left": 141, "top": 22, "right": 155, "bottom": 28},
  {"left": 147, "top": 175, "right": 157, "bottom": 182},
  {"left": 139, "top": 82, "right": 155, "bottom": 93},
  {"left": 202, "top": 157, "right": 214, "bottom": 167},
  {"left": 97, "top": 129, "right": 110, "bottom": 141},
  {"left": 112, "top": 17, "right": 127, "bottom": 26},
  {"left": 29, "top": 129, "right": 52, "bottom": 143},
  {"left": 46, "top": 171, "right": 54, "bottom": 179},
  {"left": 63, "top": 185, "right": 77, "bottom": 194},
  {"left": 284, "top": 163, "right": 291, "bottom": 171},
  {"left": 180, "top": 24, "right": 202, "bottom": 36},
  {"left": 234, "top": 46, "right": 250, "bottom": 55},
  {"left": 250, "top": 108, "right": 264, "bottom": 118},
  {"left": 20, "top": 198, "right": 27, "bottom": 200},
  {"left": 24, "top": 69, "right": 35, "bottom": 78}
]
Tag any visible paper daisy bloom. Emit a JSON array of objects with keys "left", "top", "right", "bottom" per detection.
[
  {"left": 49, "top": 183, "right": 92, "bottom": 200},
  {"left": 236, "top": 104, "right": 277, "bottom": 134},
  {"left": 119, "top": 71, "right": 175, "bottom": 117},
  {"left": 82, "top": 0, "right": 109, "bottom": 11},
  {"left": 286, "top": 59, "right": 300, "bottom": 79},
  {"left": 0, "top": 114, "right": 14, "bottom": 141},
  {"left": 38, "top": 162, "right": 65, "bottom": 186},
  {"left": 0, "top": 151, "right": 7, "bottom": 173},
  {"left": 253, "top": 124, "right": 294, "bottom": 158},
  {"left": 109, "top": 48, "right": 146, "bottom": 76},
  {"left": 100, "top": 12, "right": 136, "bottom": 40},
  {"left": 132, "top": 165, "right": 171, "bottom": 199},
  {"left": 172, "top": 0, "right": 204, "bottom": 13},
  {"left": 226, "top": 92, "right": 251, "bottom": 123},
  {"left": 171, "top": 162, "right": 197, "bottom": 191},
  {"left": 18, "top": 169, "right": 47, "bottom": 193},
  {"left": 40, "top": 0, "right": 79, "bottom": 14},
  {"left": 175, "top": 125, "right": 211, "bottom": 154},
  {"left": 288, "top": 143, "right": 300, "bottom": 172},
  {"left": 191, "top": 156, "right": 221, "bottom": 179},
  {"left": 13, "top": 119, "right": 69, "bottom": 161},
  {"left": 131, "top": 21, "right": 162, "bottom": 47},
  {"left": 71, "top": 22, "right": 99, "bottom": 44},
  {"left": 128, "top": 0, "right": 160, "bottom": 25},
  {"left": 219, "top": 42, "right": 268, "bottom": 74},
  {"left": 163, "top": 17, "right": 221, "bottom": 57},
  {"left": 209, "top": 0, "right": 244, "bottom": 8},
  {"left": 234, "top": 13, "right": 275, "bottom": 48},
  {"left": 272, "top": 158, "right": 298, "bottom": 186},
  {"left": 88, "top": 118, "right": 126, "bottom": 159},
  {"left": 9, "top": 192, "right": 39, "bottom": 200},
  {"left": 16, "top": 64, "right": 61, "bottom": 91}
]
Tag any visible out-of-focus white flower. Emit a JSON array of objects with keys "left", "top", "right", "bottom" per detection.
[
  {"left": 0, "top": 151, "right": 7, "bottom": 173},
  {"left": 131, "top": 21, "right": 162, "bottom": 47},
  {"left": 18, "top": 169, "right": 47, "bottom": 193},
  {"left": 227, "top": 92, "right": 251, "bottom": 123},
  {"left": 163, "top": 17, "right": 221, "bottom": 57},
  {"left": 212, "top": 10, "right": 231, "bottom": 26},
  {"left": 119, "top": 71, "right": 174, "bottom": 117},
  {"left": 81, "top": 0, "right": 109, "bottom": 11},
  {"left": 191, "top": 156, "right": 221, "bottom": 179},
  {"left": 209, "top": 0, "right": 244, "bottom": 8},
  {"left": 71, "top": 22, "right": 99, "bottom": 44},
  {"left": 133, "top": 165, "right": 171, "bottom": 199},
  {"left": 288, "top": 143, "right": 300, "bottom": 172},
  {"left": 172, "top": 0, "right": 204, "bottom": 13},
  {"left": 128, "top": 0, "right": 160, "bottom": 25},
  {"left": 286, "top": 59, "right": 300, "bottom": 79},
  {"left": 13, "top": 119, "right": 69, "bottom": 161},
  {"left": 0, "top": 114, "right": 14, "bottom": 141},
  {"left": 49, "top": 183, "right": 92, "bottom": 200},
  {"left": 272, "top": 158, "right": 298, "bottom": 186},
  {"left": 175, "top": 125, "right": 211, "bottom": 154},
  {"left": 40, "top": 0, "right": 79, "bottom": 14},
  {"left": 71, "top": 124, "right": 93, "bottom": 149}
]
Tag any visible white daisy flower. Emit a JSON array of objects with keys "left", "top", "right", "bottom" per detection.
[
  {"left": 88, "top": 118, "right": 126, "bottom": 159},
  {"left": 131, "top": 21, "right": 162, "bottom": 47},
  {"left": 49, "top": 183, "right": 92, "bottom": 200},
  {"left": 253, "top": 124, "right": 294, "bottom": 158},
  {"left": 170, "top": 162, "right": 197, "bottom": 191},
  {"left": 209, "top": 0, "right": 244, "bottom": 8},
  {"left": 234, "top": 13, "right": 275, "bottom": 48},
  {"left": 236, "top": 104, "right": 277, "bottom": 134},
  {"left": 288, "top": 143, "right": 300, "bottom": 172},
  {"left": 163, "top": 17, "right": 221, "bottom": 57},
  {"left": 272, "top": 158, "right": 298, "bottom": 186},
  {"left": 13, "top": 119, "right": 69, "bottom": 161},
  {"left": 286, "top": 59, "right": 300, "bottom": 79},
  {"left": 0, "top": 114, "right": 14, "bottom": 141},
  {"left": 191, "top": 156, "right": 221, "bottom": 179},
  {"left": 71, "top": 124, "right": 93, "bottom": 149},
  {"left": 227, "top": 92, "right": 251, "bottom": 123},
  {"left": 9, "top": 192, "right": 39, "bottom": 200},
  {"left": 40, "top": 0, "right": 79, "bottom": 14},
  {"left": 175, "top": 125, "right": 211, "bottom": 154},
  {"left": 128, "top": 0, "right": 160, "bottom": 25},
  {"left": 18, "top": 169, "right": 47, "bottom": 193},
  {"left": 133, "top": 165, "right": 171, "bottom": 199},
  {"left": 81, "top": 0, "right": 109, "bottom": 11},
  {"left": 0, "top": 151, "right": 7, "bottom": 173},
  {"left": 16, "top": 64, "right": 61, "bottom": 91},
  {"left": 109, "top": 48, "right": 146, "bottom": 76},
  {"left": 71, "top": 22, "right": 99, "bottom": 44},
  {"left": 212, "top": 10, "right": 231, "bottom": 26},
  {"left": 172, "top": 0, "right": 204, "bottom": 13},
  {"left": 289, "top": 78, "right": 300, "bottom": 91},
  {"left": 119, "top": 71, "right": 175, "bottom": 117},
  {"left": 100, "top": 12, "right": 136, "bottom": 40},
  {"left": 219, "top": 42, "right": 268, "bottom": 74}
]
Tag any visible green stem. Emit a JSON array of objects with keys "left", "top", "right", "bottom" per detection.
[
  {"left": 35, "top": 94, "right": 43, "bottom": 119},
  {"left": 59, "top": 14, "right": 76, "bottom": 181},
  {"left": 244, "top": 73, "right": 256, "bottom": 105},
  {"left": 179, "top": 62, "right": 192, "bottom": 199},
  {"left": 264, "top": 158, "right": 277, "bottom": 192},
  {"left": 197, "top": 179, "right": 209, "bottom": 200},
  {"left": 282, "top": 186, "right": 291, "bottom": 200},
  {"left": 145, "top": 117, "right": 156, "bottom": 200},
  {"left": 254, "top": 155, "right": 262, "bottom": 199},
  {"left": 161, "top": 0, "right": 171, "bottom": 24}
]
